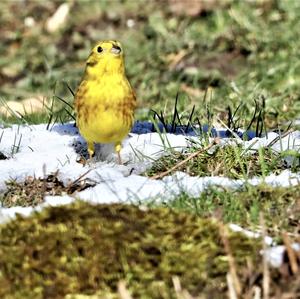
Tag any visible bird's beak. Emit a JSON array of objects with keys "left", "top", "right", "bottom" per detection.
[{"left": 111, "top": 45, "right": 121, "bottom": 55}]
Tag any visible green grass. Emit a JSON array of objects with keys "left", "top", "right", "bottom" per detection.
[
  {"left": 1, "top": 0, "right": 300, "bottom": 129},
  {"left": 160, "top": 183, "right": 300, "bottom": 240},
  {"left": 146, "top": 141, "right": 299, "bottom": 179}
]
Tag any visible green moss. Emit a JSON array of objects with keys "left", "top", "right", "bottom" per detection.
[{"left": 0, "top": 202, "right": 259, "bottom": 299}]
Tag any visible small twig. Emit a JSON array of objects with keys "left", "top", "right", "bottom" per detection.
[
  {"left": 260, "top": 213, "right": 270, "bottom": 299},
  {"left": 150, "top": 139, "right": 218, "bottom": 180},
  {"left": 282, "top": 232, "right": 299, "bottom": 275},
  {"left": 66, "top": 169, "right": 92, "bottom": 193}
]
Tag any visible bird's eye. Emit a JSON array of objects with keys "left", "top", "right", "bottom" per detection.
[{"left": 97, "top": 46, "right": 103, "bottom": 53}]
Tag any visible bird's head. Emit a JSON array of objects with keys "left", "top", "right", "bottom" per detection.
[{"left": 86, "top": 40, "right": 125, "bottom": 76}]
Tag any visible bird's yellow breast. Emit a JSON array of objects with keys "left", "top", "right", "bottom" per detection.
[{"left": 75, "top": 74, "right": 135, "bottom": 144}]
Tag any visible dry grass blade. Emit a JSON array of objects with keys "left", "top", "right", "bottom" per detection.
[
  {"left": 150, "top": 139, "right": 218, "bottom": 180},
  {"left": 172, "top": 276, "right": 195, "bottom": 299},
  {"left": 117, "top": 281, "right": 133, "bottom": 299},
  {"left": 173, "top": 276, "right": 182, "bottom": 295},
  {"left": 266, "top": 129, "right": 294, "bottom": 148},
  {"left": 282, "top": 232, "right": 299, "bottom": 275},
  {"left": 65, "top": 81, "right": 75, "bottom": 97},
  {"left": 216, "top": 117, "right": 241, "bottom": 140},
  {"left": 226, "top": 273, "right": 238, "bottom": 299},
  {"left": 66, "top": 169, "right": 95, "bottom": 193},
  {"left": 260, "top": 213, "right": 270, "bottom": 299},
  {"left": 252, "top": 286, "right": 261, "bottom": 299},
  {"left": 219, "top": 222, "right": 242, "bottom": 297}
]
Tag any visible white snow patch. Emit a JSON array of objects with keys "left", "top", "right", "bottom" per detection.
[
  {"left": 264, "top": 243, "right": 300, "bottom": 268},
  {"left": 1, "top": 122, "right": 299, "bottom": 205},
  {"left": 229, "top": 223, "right": 274, "bottom": 246},
  {"left": 229, "top": 223, "right": 300, "bottom": 268}
]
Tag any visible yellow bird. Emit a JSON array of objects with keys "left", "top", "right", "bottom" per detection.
[{"left": 74, "top": 40, "right": 136, "bottom": 164}]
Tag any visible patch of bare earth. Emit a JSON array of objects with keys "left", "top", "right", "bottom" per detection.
[{"left": 1, "top": 172, "right": 95, "bottom": 207}]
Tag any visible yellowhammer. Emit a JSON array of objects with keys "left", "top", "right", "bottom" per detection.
[{"left": 74, "top": 40, "right": 136, "bottom": 164}]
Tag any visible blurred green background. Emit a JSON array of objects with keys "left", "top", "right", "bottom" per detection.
[{"left": 0, "top": 0, "right": 300, "bottom": 129}]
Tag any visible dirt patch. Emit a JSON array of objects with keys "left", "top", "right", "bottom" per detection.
[
  {"left": 198, "top": 51, "right": 247, "bottom": 79},
  {"left": 176, "top": 50, "right": 248, "bottom": 81},
  {"left": 1, "top": 175, "right": 66, "bottom": 207},
  {"left": 1, "top": 173, "right": 94, "bottom": 207}
]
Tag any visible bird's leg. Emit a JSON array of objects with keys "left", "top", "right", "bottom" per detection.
[
  {"left": 87, "top": 142, "right": 95, "bottom": 160},
  {"left": 115, "top": 142, "right": 122, "bottom": 164}
]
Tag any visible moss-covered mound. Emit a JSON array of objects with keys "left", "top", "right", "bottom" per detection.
[{"left": 0, "top": 202, "right": 259, "bottom": 299}]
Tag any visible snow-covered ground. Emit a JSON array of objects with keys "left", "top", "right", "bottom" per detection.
[
  {"left": 1, "top": 122, "right": 299, "bottom": 206},
  {"left": 0, "top": 121, "right": 300, "bottom": 266}
]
